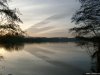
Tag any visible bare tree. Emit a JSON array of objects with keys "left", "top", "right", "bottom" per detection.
[
  {"left": 0, "top": 0, "right": 25, "bottom": 37},
  {"left": 70, "top": 0, "right": 100, "bottom": 37}
]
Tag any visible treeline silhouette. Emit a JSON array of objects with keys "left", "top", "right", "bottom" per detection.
[
  {"left": 0, "top": 36, "right": 79, "bottom": 43},
  {"left": 75, "top": 36, "right": 100, "bottom": 43}
]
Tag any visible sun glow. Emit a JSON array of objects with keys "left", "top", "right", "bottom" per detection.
[{"left": 0, "top": 48, "right": 7, "bottom": 54}]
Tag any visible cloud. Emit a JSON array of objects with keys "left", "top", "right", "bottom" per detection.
[
  {"left": 9, "top": 0, "right": 80, "bottom": 37},
  {"left": 29, "top": 13, "right": 67, "bottom": 29},
  {"left": 26, "top": 12, "right": 73, "bottom": 37},
  {"left": 28, "top": 26, "right": 54, "bottom": 33}
]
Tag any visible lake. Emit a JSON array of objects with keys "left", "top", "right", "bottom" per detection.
[{"left": 0, "top": 42, "right": 91, "bottom": 75}]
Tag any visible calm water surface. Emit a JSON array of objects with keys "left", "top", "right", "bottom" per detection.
[{"left": 0, "top": 43, "right": 91, "bottom": 75}]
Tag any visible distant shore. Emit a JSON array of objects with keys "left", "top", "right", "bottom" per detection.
[{"left": 0, "top": 36, "right": 79, "bottom": 43}]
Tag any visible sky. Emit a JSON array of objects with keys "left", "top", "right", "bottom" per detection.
[{"left": 9, "top": 0, "right": 80, "bottom": 37}]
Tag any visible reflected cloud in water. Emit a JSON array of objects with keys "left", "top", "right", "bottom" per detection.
[{"left": 0, "top": 41, "right": 92, "bottom": 75}]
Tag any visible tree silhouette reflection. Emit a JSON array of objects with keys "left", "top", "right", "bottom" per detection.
[
  {"left": 76, "top": 40, "right": 100, "bottom": 73},
  {"left": 0, "top": 43, "right": 24, "bottom": 52},
  {"left": 0, "top": 42, "right": 25, "bottom": 75}
]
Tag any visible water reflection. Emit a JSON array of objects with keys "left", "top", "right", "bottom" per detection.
[
  {"left": 0, "top": 42, "right": 91, "bottom": 75},
  {"left": 0, "top": 42, "right": 25, "bottom": 75},
  {"left": 76, "top": 41, "right": 100, "bottom": 73},
  {"left": 0, "top": 43, "right": 25, "bottom": 52}
]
